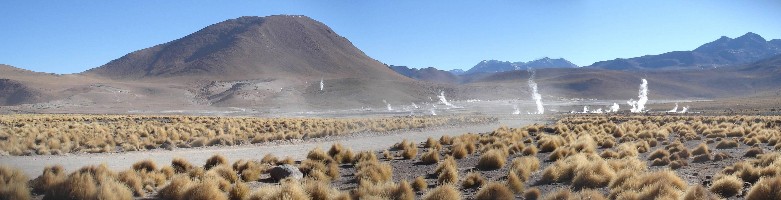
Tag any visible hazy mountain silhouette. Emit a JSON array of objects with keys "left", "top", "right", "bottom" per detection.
[
  {"left": 463, "top": 57, "right": 578, "bottom": 75},
  {"left": 588, "top": 32, "right": 781, "bottom": 70}
]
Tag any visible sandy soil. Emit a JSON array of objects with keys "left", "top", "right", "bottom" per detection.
[{"left": 0, "top": 118, "right": 544, "bottom": 177}]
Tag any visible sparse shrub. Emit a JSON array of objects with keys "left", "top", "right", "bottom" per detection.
[
  {"left": 327, "top": 143, "right": 345, "bottom": 158},
  {"left": 682, "top": 185, "right": 720, "bottom": 200},
  {"left": 440, "top": 135, "right": 453, "bottom": 145},
  {"left": 207, "top": 165, "right": 239, "bottom": 183},
  {"left": 692, "top": 143, "right": 710, "bottom": 155},
  {"left": 437, "top": 162, "right": 459, "bottom": 185},
  {"left": 476, "top": 149, "right": 506, "bottom": 170},
  {"left": 96, "top": 177, "right": 134, "bottom": 200},
  {"left": 716, "top": 139, "right": 739, "bottom": 149},
  {"left": 571, "top": 160, "right": 615, "bottom": 190},
  {"left": 420, "top": 148, "right": 440, "bottom": 165},
  {"left": 543, "top": 189, "right": 571, "bottom": 200},
  {"left": 523, "top": 188, "right": 541, "bottom": 200},
  {"left": 31, "top": 165, "right": 66, "bottom": 194},
  {"left": 412, "top": 176, "right": 427, "bottom": 192},
  {"left": 307, "top": 147, "right": 331, "bottom": 162},
  {"left": 510, "top": 156, "right": 540, "bottom": 181},
  {"left": 401, "top": 144, "right": 418, "bottom": 160},
  {"left": 229, "top": 181, "right": 250, "bottom": 200},
  {"left": 450, "top": 143, "right": 468, "bottom": 159},
  {"left": 205, "top": 154, "right": 228, "bottom": 170},
  {"left": 383, "top": 150, "right": 393, "bottom": 160},
  {"left": 693, "top": 154, "right": 712, "bottom": 163},
  {"left": 651, "top": 157, "right": 671, "bottom": 166},
  {"left": 0, "top": 165, "right": 31, "bottom": 200},
  {"left": 648, "top": 149, "right": 670, "bottom": 160},
  {"left": 744, "top": 147, "right": 764, "bottom": 157},
  {"left": 507, "top": 171, "right": 524, "bottom": 194},
  {"left": 423, "top": 185, "right": 461, "bottom": 200},
  {"left": 159, "top": 175, "right": 192, "bottom": 200},
  {"left": 713, "top": 152, "right": 732, "bottom": 161},
  {"left": 117, "top": 170, "right": 144, "bottom": 196},
  {"left": 132, "top": 159, "right": 157, "bottom": 172},
  {"left": 260, "top": 154, "right": 278, "bottom": 165},
  {"left": 461, "top": 172, "right": 485, "bottom": 189},
  {"left": 183, "top": 179, "right": 228, "bottom": 200},
  {"left": 709, "top": 175, "right": 743, "bottom": 197},
  {"left": 45, "top": 171, "right": 98, "bottom": 200},
  {"left": 746, "top": 176, "right": 781, "bottom": 200},
  {"left": 393, "top": 180, "right": 415, "bottom": 200},
  {"left": 475, "top": 182, "right": 514, "bottom": 200},
  {"left": 355, "top": 161, "right": 393, "bottom": 184}
]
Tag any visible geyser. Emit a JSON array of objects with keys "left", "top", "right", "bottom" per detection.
[
  {"left": 627, "top": 79, "right": 648, "bottom": 113},
  {"left": 319, "top": 78, "right": 324, "bottom": 91},
  {"left": 512, "top": 105, "right": 521, "bottom": 115},
  {"left": 527, "top": 68, "right": 544, "bottom": 114},
  {"left": 609, "top": 103, "right": 620, "bottom": 113},
  {"left": 668, "top": 103, "right": 679, "bottom": 113},
  {"left": 437, "top": 91, "right": 455, "bottom": 108},
  {"left": 383, "top": 100, "right": 393, "bottom": 111}
]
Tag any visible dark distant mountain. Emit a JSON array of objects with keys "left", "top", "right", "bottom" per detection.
[
  {"left": 85, "top": 15, "right": 408, "bottom": 81},
  {"left": 389, "top": 65, "right": 460, "bottom": 84},
  {"left": 464, "top": 57, "right": 578, "bottom": 74},
  {"left": 589, "top": 32, "right": 781, "bottom": 70}
]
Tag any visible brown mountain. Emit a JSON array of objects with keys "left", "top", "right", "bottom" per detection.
[
  {"left": 388, "top": 65, "right": 461, "bottom": 84},
  {"left": 85, "top": 15, "right": 408, "bottom": 82}
]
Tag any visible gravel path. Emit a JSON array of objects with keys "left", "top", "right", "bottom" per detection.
[{"left": 0, "top": 118, "right": 543, "bottom": 177}]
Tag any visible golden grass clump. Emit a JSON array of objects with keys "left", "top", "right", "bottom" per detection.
[
  {"left": 475, "top": 182, "right": 514, "bottom": 200},
  {"left": 507, "top": 171, "right": 524, "bottom": 194},
  {"left": 523, "top": 187, "right": 541, "bottom": 200},
  {"left": 31, "top": 165, "right": 66, "bottom": 194},
  {"left": 117, "top": 170, "right": 144, "bottom": 196},
  {"left": 692, "top": 143, "right": 710, "bottom": 155},
  {"left": 682, "top": 184, "right": 721, "bottom": 200},
  {"left": 716, "top": 139, "right": 739, "bottom": 149},
  {"left": 307, "top": 147, "right": 332, "bottom": 162},
  {"left": 744, "top": 147, "right": 764, "bottom": 158},
  {"left": 420, "top": 148, "right": 440, "bottom": 165},
  {"left": 609, "top": 170, "right": 687, "bottom": 199},
  {"left": 423, "top": 184, "right": 461, "bottom": 200},
  {"left": 132, "top": 159, "right": 157, "bottom": 172},
  {"left": 522, "top": 145, "right": 538, "bottom": 156},
  {"left": 355, "top": 160, "right": 393, "bottom": 184},
  {"left": 159, "top": 175, "right": 192, "bottom": 200},
  {"left": 450, "top": 143, "right": 468, "bottom": 159},
  {"left": 182, "top": 179, "right": 228, "bottom": 200},
  {"left": 510, "top": 156, "right": 540, "bottom": 181},
  {"left": 204, "top": 154, "right": 228, "bottom": 170},
  {"left": 461, "top": 172, "right": 485, "bottom": 189},
  {"left": 647, "top": 149, "right": 670, "bottom": 160},
  {"left": 537, "top": 135, "right": 565, "bottom": 153},
  {"left": 0, "top": 165, "right": 31, "bottom": 200},
  {"left": 96, "top": 177, "right": 134, "bottom": 200},
  {"left": 228, "top": 181, "right": 250, "bottom": 200},
  {"left": 746, "top": 176, "right": 781, "bottom": 200},
  {"left": 709, "top": 175, "right": 743, "bottom": 197},
  {"left": 476, "top": 149, "right": 506, "bottom": 170},
  {"left": 412, "top": 176, "right": 427, "bottom": 192},
  {"left": 571, "top": 159, "right": 616, "bottom": 190},
  {"left": 401, "top": 143, "right": 419, "bottom": 160}
]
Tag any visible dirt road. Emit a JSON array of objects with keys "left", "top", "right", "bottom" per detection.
[{"left": 0, "top": 118, "right": 544, "bottom": 177}]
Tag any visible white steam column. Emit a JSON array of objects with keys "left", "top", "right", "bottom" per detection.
[
  {"left": 609, "top": 103, "right": 620, "bottom": 113},
  {"left": 437, "top": 91, "right": 455, "bottom": 108},
  {"left": 383, "top": 100, "right": 393, "bottom": 111},
  {"left": 627, "top": 79, "right": 648, "bottom": 113},
  {"left": 528, "top": 68, "right": 544, "bottom": 114},
  {"left": 319, "top": 78, "right": 324, "bottom": 91}
]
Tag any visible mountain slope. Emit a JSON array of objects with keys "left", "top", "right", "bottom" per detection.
[
  {"left": 85, "top": 15, "right": 408, "bottom": 82},
  {"left": 589, "top": 32, "right": 781, "bottom": 70}
]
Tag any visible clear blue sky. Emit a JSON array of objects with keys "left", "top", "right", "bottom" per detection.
[{"left": 1, "top": 1, "right": 780, "bottom": 74}]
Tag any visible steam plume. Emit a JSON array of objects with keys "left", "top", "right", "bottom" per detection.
[
  {"left": 528, "top": 68, "right": 544, "bottom": 114},
  {"left": 383, "top": 100, "right": 393, "bottom": 111},
  {"left": 437, "top": 91, "right": 455, "bottom": 108},
  {"left": 609, "top": 103, "right": 620, "bottom": 112},
  {"left": 668, "top": 103, "right": 678, "bottom": 113},
  {"left": 627, "top": 79, "right": 648, "bottom": 113},
  {"left": 512, "top": 105, "right": 521, "bottom": 115},
  {"left": 679, "top": 106, "right": 688, "bottom": 113},
  {"left": 319, "top": 78, "right": 324, "bottom": 91}
]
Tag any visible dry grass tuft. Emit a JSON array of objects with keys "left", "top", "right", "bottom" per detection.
[
  {"left": 229, "top": 181, "right": 250, "bottom": 200},
  {"left": 412, "top": 176, "right": 427, "bottom": 192},
  {"left": 117, "top": 170, "right": 144, "bottom": 196},
  {"left": 0, "top": 165, "right": 31, "bottom": 200},
  {"left": 716, "top": 139, "right": 739, "bottom": 149},
  {"left": 571, "top": 159, "right": 615, "bottom": 190},
  {"left": 523, "top": 187, "right": 541, "bottom": 200},
  {"left": 648, "top": 149, "right": 670, "bottom": 160},
  {"left": 475, "top": 182, "right": 514, "bottom": 200},
  {"left": 746, "top": 176, "right": 781, "bottom": 200},
  {"left": 437, "top": 162, "right": 459, "bottom": 185},
  {"left": 31, "top": 165, "right": 66, "bottom": 194},
  {"left": 182, "top": 179, "right": 229, "bottom": 200},
  {"left": 682, "top": 184, "right": 720, "bottom": 200},
  {"left": 450, "top": 143, "right": 468, "bottom": 159},
  {"left": 393, "top": 180, "right": 415, "bottom": 200},
  {"left": 355, "top": 161, "right": 393, "bottom": 184},
  {"left": 132, "top": 159, "right": 157, "bottom": 172},
  {"left": 510, "top": 156, "right": 540, "bottom": 181},
  {"left": 476, "top": 149, "right": 506, "bottom": 170},
  {"left": 420, "top": 148, "right": 440, "bottom": 165},
  {"left": 692, "top": 143, "right": 710, "bottom": 156},
  {"left": 543, "top": 189, "right": 571, "bottom": 200},
  {"left": 461, "top": 172, "right": 484, "bottom": 189},
  {"left": 159, "top": 175, "right": 192, "bottom": 200},
  {"left": 507, "top": 171, "right": 524, "bottom": 194},
  {"left": 307, "top": 147, "right": 332, "bottom": 162},
  {"left": 744, "top": 147, "right": 764, "bottom": 158},
  {"left": 204, "top": 154, "right": 228, "bottom": 170},
  {"left": 709, "top": 175, "right": 743, "bottom": 197},
  {"left": 260, "top": 154, "right": 278, "bottom": 165},
  {"left": 423, "top": 184, "right": 461, "bottom": 200}
]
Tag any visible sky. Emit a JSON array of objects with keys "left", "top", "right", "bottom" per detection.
[{"left": 1, "top": 1, "right": 780, "bottom": 74}]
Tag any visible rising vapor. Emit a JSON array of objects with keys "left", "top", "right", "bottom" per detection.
[
  {"left": 527, "top": 68, "right": 544, "bottom": 114},
  {"left": 627, "top": 79, "right": 648, "bottom": 113}
]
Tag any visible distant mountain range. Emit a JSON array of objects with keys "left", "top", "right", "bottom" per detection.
[
  {"left": 463, "top": 57, "right": 578, "bottom": 75},
  {"left": 588, "top": 32, "right": 781, "bottom": 70},
  {"left": 388, "top": 65, "right": 460, "bottom": 84}
]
